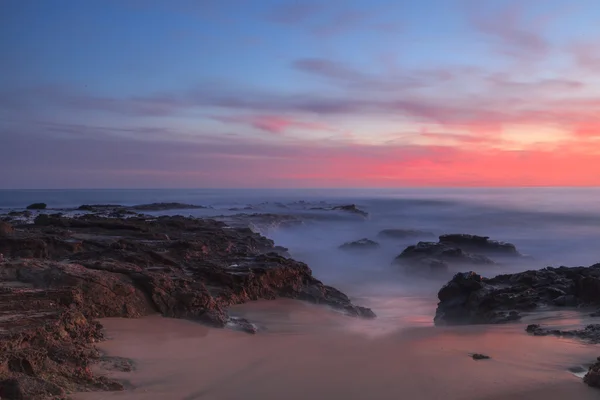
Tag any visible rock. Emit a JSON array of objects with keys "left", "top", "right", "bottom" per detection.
[
  {"left": 378, "top": 229, "right": 434, "bottom": 239},
  {"left": 591, "top": 309, "right": 600, "bottom": 317},
  {"left": 339, "top": 238, "right": 380, "bottom": 251},
  {"left": 0, "top": 213, "right": 375, "bottom": 397},
  {"left": 435, "top": 264, "right": 600, "bottom": 325},
  {"left": 394, "top": 242, "right": 494, "bottom": 271},
  {"left": 526, "top": 324, "right": 600, "bottom": 343},
  {"left": 332, "top": 204, "right": 368, "bottom": 217},
  {"left": 584, "top": 357, "right": 600, "bottom": 388},
  {"left": 25, "top": 203, "right": 47, "bottom": 210},
  {"left": 438, "top": 234, "right": 520, "bottom": 256},
  {"left": 130, "top": 202, "right": 206, "bottom": 211},
  {"left": 471, "top": 353, "right": 490, "bottom": 360},
  {"left": 0, "top": 221, "right": 14, "bottom": 237}
]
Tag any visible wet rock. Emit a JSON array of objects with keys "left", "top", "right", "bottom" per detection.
[
  {"left": 26, "top": 203, "right": 47, "bottom": 210},
  {"left": 97, "top": 356, "right": 136, "bottom": 372},
  {"left": 471, "top": 353, "right": 490, "bottom": 360},
  {"left": 227, "top": 317, "right": 258, "bottom": 334},
  {"left": 394, "top": 242, "right": 494, "bottom": 272},
  {"left": 438, "top": 234, "right": 520, "bottom": 256},
  {"left": 339, "top": 238, "right": 380, "bottom": 251},
  {"left": 525, "top": 324, "right": 600, "bottom": 343},
  {"left": 435, "top": 264, "right": 600, "bottom": 325},
  {"left": 378, "top": 229, "right": 434, "bottom": 239},
  {"left": 584, "top": 357, "right": 600, "bottom": 388},
  {"left": 332, "top": 204, "right": 368, "bottom": 217},
  {"left": 0, "top": 213, "right": 375, "bottom": 396}
]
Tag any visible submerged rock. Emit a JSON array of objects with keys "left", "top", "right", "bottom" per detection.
[
  {"left": 339, "top": 238, "right": 380, "bottom": 251},
  {"left": 378, "top": 229, "right": 434, "bottom": 239},
  {"left": 438, "top": 234, "right": 520, "bottom": 256},
  {"left": 435, "top": 264, "right": 600, "bottom": 325},
  {"left": 471, "top": 353, "right": 491, "bottom": 360}
]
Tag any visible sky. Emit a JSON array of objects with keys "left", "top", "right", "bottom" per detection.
[{"left": 1, "top": 0, "right": 600, "bottom": 188}]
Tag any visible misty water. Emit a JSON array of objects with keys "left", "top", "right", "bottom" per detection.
[{"left": 3, "top": 187, "right": 600, "bottom": 335}]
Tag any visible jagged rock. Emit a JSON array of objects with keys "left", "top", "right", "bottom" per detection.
[
  {"left": 26, "top": 203, "right": 47, "bottom": 210},
  {"left": 339, "top": 238, "right": 380, "bottom": 251},
  {"left": 378, "top": 229, "right": 434, "bottom": 239},
  {"left": 439, "top": 234, "right": 520, "bottom": 256},
  {"left": 0, "top": 213, "right": 375, "bottom": 397},
  {"left": 332, "top": 204, "right": 368, "bottom": 217},
  {"left": 435, "top": 264, "right": 600, "bottom": 325}
]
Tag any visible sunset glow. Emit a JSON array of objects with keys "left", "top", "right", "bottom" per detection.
[{"left": 1, "top": 0, "right": 600, "bottom": 188}]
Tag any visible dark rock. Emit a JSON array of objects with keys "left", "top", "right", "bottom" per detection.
[
  {"left": 0, "top": 213, "right": 374, "bottom": 396},
  {"left": 227, "top": 317, "right": 258, "bottom": 334},
  {"left": 131, "top": 202, "right": 206, "bottom": 211},
  {"left": 339, "top": 238, "right": 380, "bottom": 251},
  {"left": 0, "top": 379, "right": 24, "bottom": 400},
  {"left": 332, "top": 204, "right": 368, "bottom": 217},
  {"left": 434, "top": 264, "right": 600, "bottom": 325},
  {"left": 0, "top": 221, "right": 14, "bottom": 237},
  {"left": 394, "top": 242, "right": 494, "bottom": 272},
  {"left": 25, "top": 203, "right": 46, "bottom": 210},
  {"left": 438, "top": 234, "right": 520, "bottom": 256},
  {"left": 378, "top": 229, "right": 434, "bottom": 239},
  {"left": 526, "top": 324, "right": 600, "bottom": 343},
  {"left": 471, "top": 353, "right": 490, "bottom": 360},
  {"left": 584, "top": 357, "right": 600, "bottom": 388},
  {"left": 591, "top": 309, "right": 600, "bottom": 317}
]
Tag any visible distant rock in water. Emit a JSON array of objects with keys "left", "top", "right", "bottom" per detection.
[
  {"left": 438, "top": 234, "right": 520, "bottom": 256},
  {"left": 77, "top": 204, "right": 123, "bottom": 211},
  {"left": 434, "top": 264, "right": 600, "bottom": 325},
  {"left": 26, "top": 202, "right": 46, "bottom": 210},
  {"left": 339, "top": 238, "right": 380, "bottom": 251},
  {"left": 393, "top": 241, "right": 494, "bottom": 273},
  {"left": 332, "top": 204, "right": 369, "bottom": 217},
  {"left": 378, "top": 229, "right": 434, "bottom": 239},
  {"left": 131, "top": 202, "right": 206, "bottom": 211}
]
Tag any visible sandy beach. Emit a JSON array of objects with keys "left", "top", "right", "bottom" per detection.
[{"left": 76, "top": 300, "right": 600, "bottom": 400}]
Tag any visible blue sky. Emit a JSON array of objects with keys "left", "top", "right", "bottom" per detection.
[{"left": 1, "top": 0, "right": 600, "bottom": 188}]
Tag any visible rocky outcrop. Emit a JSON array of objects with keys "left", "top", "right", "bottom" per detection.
[
  {"left": 434, "top": 264, "right": 600, "bottom": 325},
  {"left": 378, "top": 229, "right": 434, "bottom": 239},
  {"left": 0, "top": 213, "right": 374, "bottom": 398},
  {"left": 438, "top": 234, "right": 520, "bottom": 256},
  {"left": 393, "top": 234, "right": 522, "bottom": 274},
  {"left": 339, "top": 238, "right": 380, "bottom": 251},
  {"left": 0, "top": 221, "right": 14, "bottom": 237},
  {"left": 394, "top": 242, "right": 494, "bottom": 273}
]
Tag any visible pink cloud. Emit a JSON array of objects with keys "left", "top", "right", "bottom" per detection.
[{"left": 211, "top": 114, "right": 334, "bottom": 134}]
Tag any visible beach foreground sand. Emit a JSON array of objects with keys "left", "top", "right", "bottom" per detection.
[{"left": 76, "top": 300, "right": 599, "bottom": 400}]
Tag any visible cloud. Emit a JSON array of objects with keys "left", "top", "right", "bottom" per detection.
[
  {"left": 467, "top": 1, "right": 550, "bottom": 60},
  {"left": 211, "top": 114, "right": 334, "bottom": 134}
]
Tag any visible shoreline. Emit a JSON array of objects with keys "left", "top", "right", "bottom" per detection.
[{"left": 75, "top": 302, "right": 600, "bottom": 400}]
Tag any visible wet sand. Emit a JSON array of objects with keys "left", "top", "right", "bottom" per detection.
[{"left": 76, "top": 300, "right": 600, "bottom": 400}]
